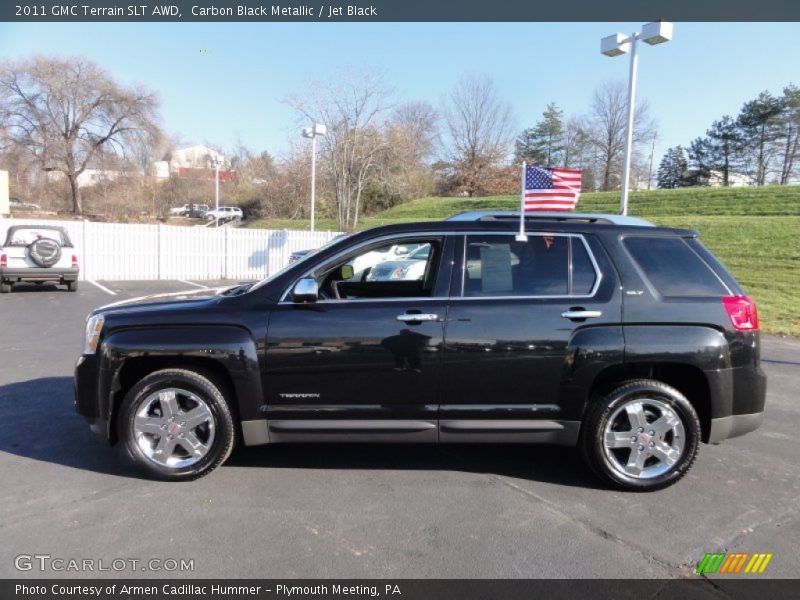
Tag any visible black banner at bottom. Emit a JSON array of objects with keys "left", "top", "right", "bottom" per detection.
[{"left": 3, "top": 579, "right": 798, "bottom": 600}]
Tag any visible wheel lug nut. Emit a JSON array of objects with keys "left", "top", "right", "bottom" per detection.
[
  {"left": 649, "top": 430, "right": 655, "bottom": 436},
  {"left": 178, "top": 433, "right": 185, "bottom": 438},
  {"left": 180, "top": 421, "right": 186, "bottom": 426},
  {"left": 638, "top": 445, "right": 644, "bottom": 451},
  {"left": 161, "top": 424, "right": 167, "bottom": 430},
  {"left": 631, "top": 436, "right": 637, "bottom": 442},
  {"left": 649, "top": 441, "right": 655, "bottom": 447},
  {"left": 168, "top": 434, "right": 174, "bottom": 440},
  {"left": 638, "top": 427, "right": 644, "bottom": 433}
]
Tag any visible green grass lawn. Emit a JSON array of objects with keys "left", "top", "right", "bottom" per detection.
[{"left": 247, "top": 186, "right": 800, "bottom": 336}]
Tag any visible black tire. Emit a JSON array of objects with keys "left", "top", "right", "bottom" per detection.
[
  {"left": 0, "top": 281, "right": 10, "bottom": 294},
  {"left": 28, "top": 238, "right": 61, "bottom": 267},
  {"left": 67, "top": 280, "right": 78, "bottom": 292},
  {"left": 580, "top": 379, "right": 700, "bottom": 491},
  {"left": 118, "top": 368, "right": 236, "bottom": 481}
]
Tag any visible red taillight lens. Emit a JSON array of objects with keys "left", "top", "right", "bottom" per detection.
[
  {"left": 0, "top": 254, "right": 6, "bottom": 267},
  {"left": 723, "top": 295, "right": 759, "bottom": 331},
  {"left": 72, "top": 254, "right": 78, "bottom": 267}
]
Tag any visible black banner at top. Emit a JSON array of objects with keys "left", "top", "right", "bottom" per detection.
[{"left": 2, "top": 0, "right": 800, "bottom": 22}]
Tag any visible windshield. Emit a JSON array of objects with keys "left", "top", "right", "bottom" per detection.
[{"left": 248, "top": 234, "right": 350, "bottom": 293}]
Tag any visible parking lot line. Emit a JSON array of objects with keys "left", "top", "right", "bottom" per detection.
[
  {"left": 178, "top": 279, "right": 209, "bottom": 289},
  {"left": 87, "top": 280, "right": 116, "bottom": 295}
]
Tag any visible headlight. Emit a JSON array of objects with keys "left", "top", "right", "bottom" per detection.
[{"left": 83, "top": 314, "right": 104, "bottom": 355}]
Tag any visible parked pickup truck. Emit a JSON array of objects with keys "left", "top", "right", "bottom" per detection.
[{"left": 74, "top": 212, "right": 766, "bottom": 490}]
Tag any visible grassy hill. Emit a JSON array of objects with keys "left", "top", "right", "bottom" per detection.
[{"left": 248, "top": 185, "right": 800, "bottom": 336}]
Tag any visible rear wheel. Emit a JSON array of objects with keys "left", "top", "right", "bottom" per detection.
[
  {"left": 581, "top": 379, "right": 700, "bottom": 491},
  {"left": 119, "top": 369, "right": 236, "bottom": 481},
  {"left": 67, "top": 280, "right": 78, "bottom": 292},
  {"left": 0, "top": 281, "right": 11, "bottom": 293}
]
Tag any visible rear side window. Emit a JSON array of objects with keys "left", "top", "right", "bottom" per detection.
[{"left": 624, "top": 236, "right": 728, "bottom": 297}]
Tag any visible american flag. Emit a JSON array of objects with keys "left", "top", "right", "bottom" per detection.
[{"left": 522, "top": 164, "right": 582, "bottom": 212}]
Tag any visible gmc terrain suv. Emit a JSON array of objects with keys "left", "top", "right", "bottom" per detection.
[{"left": 74, "top": 212, "right": 766, "bottom": 490}]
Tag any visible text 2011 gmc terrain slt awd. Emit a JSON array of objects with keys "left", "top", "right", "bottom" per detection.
[{"left": 74, "top": 212, "right": 766, "bottom": 490}]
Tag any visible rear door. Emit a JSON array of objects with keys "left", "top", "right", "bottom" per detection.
[{"left": 439, "top": 231, "right": 622, "bottom": 442}]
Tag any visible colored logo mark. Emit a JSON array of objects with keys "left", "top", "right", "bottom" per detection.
[{"left": 697, "top": 552, "right": 773, "bottom": 574}]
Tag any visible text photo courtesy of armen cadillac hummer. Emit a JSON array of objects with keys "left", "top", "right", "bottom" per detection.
[{"left": 1, "top": 0, "right": 799, "bottom": 593}]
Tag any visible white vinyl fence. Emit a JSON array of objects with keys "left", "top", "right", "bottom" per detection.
[{"left": 0, "top": 217, "right": 342, "bottom": 281}]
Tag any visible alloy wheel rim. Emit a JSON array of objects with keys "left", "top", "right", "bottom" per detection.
[
  {"left": 133, "top": 387, "right": 216, "bottom": 469},
  {"left": 603, "top": 397, "right": 686, "bottom": 480}
]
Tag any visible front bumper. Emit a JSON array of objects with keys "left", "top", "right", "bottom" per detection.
[
  {"left": 1, "top": 267, "right": 79, "bottom": 282},
  {"left": 74, "top": 354, "right": 111, "bottom": 444}
]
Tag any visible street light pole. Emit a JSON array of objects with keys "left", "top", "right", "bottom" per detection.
[
  {"left": 310, "top": 133, "right": 317, "bottom": 233},
  {"left": 601, "top": 22, "right": 673, "bottom": 216},
  {"left": 620, "top": 32, "right": 639, "bottom": 216},
  {"left": 214, "top": 159, "right": 220, "bottom": 227},
  {"left": 302, "top": 123, "right": 327, "bottom": 233}
]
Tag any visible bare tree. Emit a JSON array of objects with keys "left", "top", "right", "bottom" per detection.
[
  {"left": 286, "top": 71, "right": 390, "bottom": 230},
  {"left": 582, "top": 80, "right": 656, "bottom": 191},
  {"left": 0, "top": 55, "right": 161, "bottom": 214},
  {"left": 443, "top": 74, "right": 515, "bottom": 196}
]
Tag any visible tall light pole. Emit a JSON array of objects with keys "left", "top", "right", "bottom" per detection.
[
  {"left": 210, "top": 157, "right": 222, "bottom": 227},
  {"left": 601, "top": 21, "right": 673, "bottom": 215},
  {"left": 302, "top": 123, "right": 327, "bottom": 233}
]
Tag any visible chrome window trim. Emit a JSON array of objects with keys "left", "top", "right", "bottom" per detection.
[
  {"left": 458, "top": 232, "right": 602, "bottom": 300},
  {"left": 278, "top": 229, "right": 603, "bottom": 304},
  {"left": 278, "top": 231, "right": 455, "bottom": 303}
]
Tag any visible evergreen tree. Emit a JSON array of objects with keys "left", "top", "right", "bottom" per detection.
[
  {"left": 737, "top": 91, "right": 783, "bottom": 185},
  {"left": 657, "top": 146, "right": 688, "bottom": 188},
  {"left": 706, "top": 116, "right": 744, "bottom": 186},
  {"left": 514, "top": 102, "right": 564, "bottom": 166}
]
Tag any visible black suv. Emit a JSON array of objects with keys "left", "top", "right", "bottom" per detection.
[{"left": 74, "top": 212, "right": 766, "bottom": 490}]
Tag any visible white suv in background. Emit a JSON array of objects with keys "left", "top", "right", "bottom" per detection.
[{"left": 0, "top": 225, "right": 79, "bottom": 293}]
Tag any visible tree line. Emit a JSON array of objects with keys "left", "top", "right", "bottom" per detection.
[
  {"left": 2, "top": 55, "right": 793, "bottom": 231},
  {"left": 658, "top": 85, "right": 799, "bottom": 189}
]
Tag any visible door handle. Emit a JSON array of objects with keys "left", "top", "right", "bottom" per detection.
[
  {"left": 561, "top": 310, "right": 602, "bottom": 320},
  {"left": 396, "top": 313, "right": 439, "bottom": 322}
]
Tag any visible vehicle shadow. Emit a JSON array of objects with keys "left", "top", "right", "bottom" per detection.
[
  {"left": 0, "top": 376, "right": 603, "bottom": 489},
  {"left": 0, "top": 376, "right": 141, "bottom": 478},
  {"left": 227, "top": 441, "right": 604, "bottom": 490},
  {"left": 8, "top": 282, "right": 70, "bottom": 293}
]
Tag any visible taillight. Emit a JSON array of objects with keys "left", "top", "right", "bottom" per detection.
[
  {"left": 0, "top": 254, "right": 6, "bottom": 267},
  {"left": 72, "top": 254, "right": 78, "bottom": 268},
  {"left": 723, "top": 295, "right": 759, "bottom": 331}
]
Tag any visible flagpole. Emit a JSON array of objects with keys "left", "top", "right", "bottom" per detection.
[{"left": 516, "top": 162, "right": 528, "bottom": 242}]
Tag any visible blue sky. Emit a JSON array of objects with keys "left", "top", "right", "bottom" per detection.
[{"left": 1, "top": 22, "right": 798, "bottom": 163}]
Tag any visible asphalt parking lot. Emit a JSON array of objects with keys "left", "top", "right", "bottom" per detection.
[{"left": 0, "top": 279, "right": 798, "bottom": 580}]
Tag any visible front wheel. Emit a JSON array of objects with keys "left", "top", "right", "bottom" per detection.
[
  {"left": 580, "top": 379, "right": 700, "bottom": 491},
  {"left": 119, "top": 369, "right": 236, "bottom": 481}
]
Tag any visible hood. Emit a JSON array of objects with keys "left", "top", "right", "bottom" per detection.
[{"left": 94, "top": 285, "right": 233, "bottom": 315}]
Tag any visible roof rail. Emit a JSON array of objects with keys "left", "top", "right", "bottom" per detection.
[{"left": 444, "top": 210, "right": 653, "bottom": 227}]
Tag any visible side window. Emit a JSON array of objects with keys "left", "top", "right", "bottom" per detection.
[
  {"left": 571, "top": 237, "right": 597, "bottom": 295},
  {"left": 623, "top": 236, "right": 728, "bottom": 297},
  {"left": 464, "top": 235, "right": 570, "bottom": 297},
  {"left": 318, "top": 240, "right": 440, "bottom": 300}
]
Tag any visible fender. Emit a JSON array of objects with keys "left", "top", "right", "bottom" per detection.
[
  {"left": 623, "top": 324, "right": 733, "bottom": 420},
  {"left": 98, "top": 325, "right": 263, "bottom": 439}
]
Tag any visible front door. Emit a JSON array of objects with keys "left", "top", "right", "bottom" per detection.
[{"left": 263, "top": 235, "right": 454, "bottom": 442}]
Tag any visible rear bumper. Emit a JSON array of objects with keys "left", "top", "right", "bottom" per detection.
[
  {"left": 1, "top": 267, "right": 79, "bottom": 282},
  {"left": 708, "top": 412, "right": 764, "bottom": 444}
]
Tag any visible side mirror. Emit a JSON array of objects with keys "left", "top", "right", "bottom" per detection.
[{"left": 292, "top": 277, "right": 318, "bottom": 303}]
